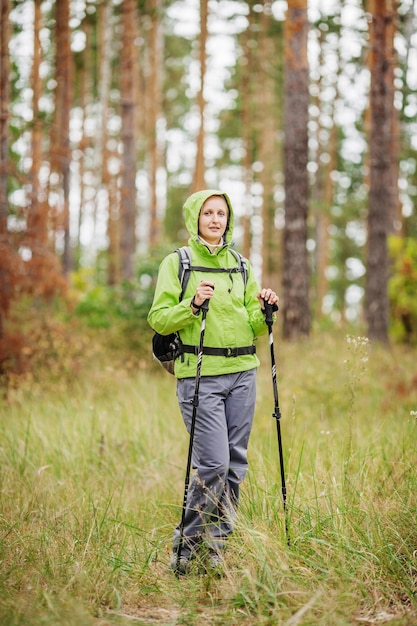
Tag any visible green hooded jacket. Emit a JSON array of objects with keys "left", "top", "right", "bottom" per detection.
[{"left": 147, "top": 189, "right": 268, "bottom": 378}]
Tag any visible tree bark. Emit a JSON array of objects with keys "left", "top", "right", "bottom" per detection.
[
  {"left": 259, "top": 1, "right": 281, "bottom": 290},
  {"left": 365, "top": 0, "right": 395, "bottom": 343},
  {"left": 385, "top": 0, "right": 400, "bottom": 233},
  {"left": 192, "top": 0, "right": 208, "bottom": 192},
  {"left": 240, "top": 2, "right": 256, "bottom": 260},
  {"left": 0, "top": 0, "right": 10, "bottom": 236},
  {"left": 50, "top": 0, "right": 73, "bottom": 274},
  {"left": 313, "top": 24, "right": 339, "bottom": 317},
  {"left": 148, "top": 0, "right": 162, "bottom": 246},
  {"left": 27, "top": 0, "right": 47, "bottom": 252},
  {"left": 282, "top": 0, "right": 310, "bottom": 339},
  {"left": 58, "top": 0, "right": 72, "bottom": 273},
  {"left": 98, "top": 1, "right": 120, "bottom": 285},
  {"left": 120, "top": 0, "right": 138, "bottom": 281},
  {"left": 0, "top": 0, "right": 11, "bottom": 341}
]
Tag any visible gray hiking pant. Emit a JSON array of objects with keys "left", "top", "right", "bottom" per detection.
[{"left": 173, "top": 369, "right": 257, "bottom": 556}]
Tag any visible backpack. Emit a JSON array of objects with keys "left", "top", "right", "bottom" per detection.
[{"left": 152, "top": 246, "right": 248, "bottom": 374}]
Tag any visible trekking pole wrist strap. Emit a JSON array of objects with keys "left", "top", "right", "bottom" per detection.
[{"left": 190, "top": 296, "right": 202, "bottom": 314}]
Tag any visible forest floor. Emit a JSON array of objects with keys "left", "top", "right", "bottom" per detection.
[{"left": 1, "top": 328, "right": 417, "bottom": 625}]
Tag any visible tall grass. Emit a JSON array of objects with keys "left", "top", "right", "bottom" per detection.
[{"left": 1, "top": 331, "right": 416, "bottom": 625}]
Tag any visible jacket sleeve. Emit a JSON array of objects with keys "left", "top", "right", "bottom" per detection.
[
  {"left": 244, "top": 261, "right": 269, "bottom": 338},
  {"left": 147, "top": 253, "right": 197, "bottom": 335}
]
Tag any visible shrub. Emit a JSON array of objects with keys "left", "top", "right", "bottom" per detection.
[{"left": 388, "top": 236, "right": 417, "bottom": 344}]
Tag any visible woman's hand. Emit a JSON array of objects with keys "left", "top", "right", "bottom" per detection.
[
  {"left": 257, "top": 288, "right": 279, "bottom": 310},
  {"left": 192, "top": 281, "right": 215, "bottom": 308}
]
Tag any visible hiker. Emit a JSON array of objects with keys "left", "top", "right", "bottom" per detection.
[{"left": 147, "top": 189, "right": 279, "bottom": 575}]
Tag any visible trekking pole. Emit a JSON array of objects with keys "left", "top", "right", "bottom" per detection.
[
  {"left": 176, "top": 294, "right": 211, "bottom": 572},
  {"left": 264, "top": 300, "right": 290, "bottom": 545}
]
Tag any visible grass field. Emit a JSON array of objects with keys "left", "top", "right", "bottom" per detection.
[{"left": 1, "top": 329, "right": 416, "bottom": 625}]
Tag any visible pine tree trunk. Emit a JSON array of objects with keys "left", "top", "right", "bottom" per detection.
[
  {"left": 259, "top": 1, "right": 281, "bottom": 290},
  {"left": 148, "top": 0, "right": 162, "bottom": 246},
  {"left": 98, "top": 1, "right": 120, "bottom": 285},
  {"left": 0, "top": 0, "right": 10, "bottom": 236},
  {"left": 120, "top": 0, "right": 137, "bottom": 281},
  {"left": 317, "top": 118, "right": 336, "bottom": 314},
  {"left": 385, "top": 0, "right": 400, "bottom": 233},
  {"left": 27, "top": 0, "right": 47, "bottom": 252},
  {"left": 313, "top": 26, "right": 339, "bottom": 317},
  {"left": 282, "top": 0, "right": 310, "bottom": 339},
  {"left": 192, "top": 0, "right": 208, "bottom": 192},
  {"left": 75, "top": 18, "right": 89, "bottom": 265},
  {"left": 240, "top": 3, "right": 256, "bottom": 259},
  {"left": 54, "top": 0, "right": 72, "bottom": 274},
  {"left": 365, "top": 0, "right": 394, "bottom": 343},
  {"left": 0, "top": 0, "right": 11, "bottom": 340}
]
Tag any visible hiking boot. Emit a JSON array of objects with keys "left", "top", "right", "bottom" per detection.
[
  {"left": 169, "top": 553, "right": 191, "bottom": 576},
  {"left": 206, "top": 551, "right": 224, "bottom": 577}
]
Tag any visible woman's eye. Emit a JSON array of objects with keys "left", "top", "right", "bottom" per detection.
[{"left": 203, "top": 210, "right": 226, "bottom": 217}]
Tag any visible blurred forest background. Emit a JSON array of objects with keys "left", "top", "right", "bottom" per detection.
[{"left": 1, "top": 0, "right": 417, "bottom": 385}]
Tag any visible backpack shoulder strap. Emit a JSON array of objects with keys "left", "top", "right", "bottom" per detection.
[
  {"left": 176, "top": 246, "right": 192, "bottom": 301},
  {"left": 176, "top": 246, "right": 247, "bottom": 298},
  {"left": 229, "top": 249, "right": 248, "bottom": 288}
]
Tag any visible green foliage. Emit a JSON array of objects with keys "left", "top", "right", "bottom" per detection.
[
  {"left": 164, "top": 185, "right": 189, "bottom": 243},
  {"left": 70, "top": 244, "right": 180, "bottom": 357},
  {"left": 1, "top": 243, "right": 188, "bottom": 388},
  {"left": 73, "top": 283, "right": 141, "bottom": 329},
  {"left": 388, "top": 236, "right": 417, "bottom": 344},
  {"left": 74, "top": 246, "right": 169, "bottom": 318}
]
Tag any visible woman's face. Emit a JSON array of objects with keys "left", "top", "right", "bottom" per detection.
[{"left": 198, "top": 196, "right": 229, "bottom": 245}]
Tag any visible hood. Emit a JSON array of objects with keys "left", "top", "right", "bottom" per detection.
[{"left": 183, "top": 189, "right": 234, "bottom": 245}]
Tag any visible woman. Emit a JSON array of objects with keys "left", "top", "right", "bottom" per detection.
[{"left": 148, "top": 189, "right": 279, "bottom": 575}]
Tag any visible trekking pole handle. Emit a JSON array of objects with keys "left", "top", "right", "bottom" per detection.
[
  {"left": 263, "top": 299, "right": 279, "bottom": 325},
  {"left": 200, "top": 299, "right": 210, "bottom": 313},
  {"left": 200, "top": 285, "right": 214, "bottom": 313}
]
